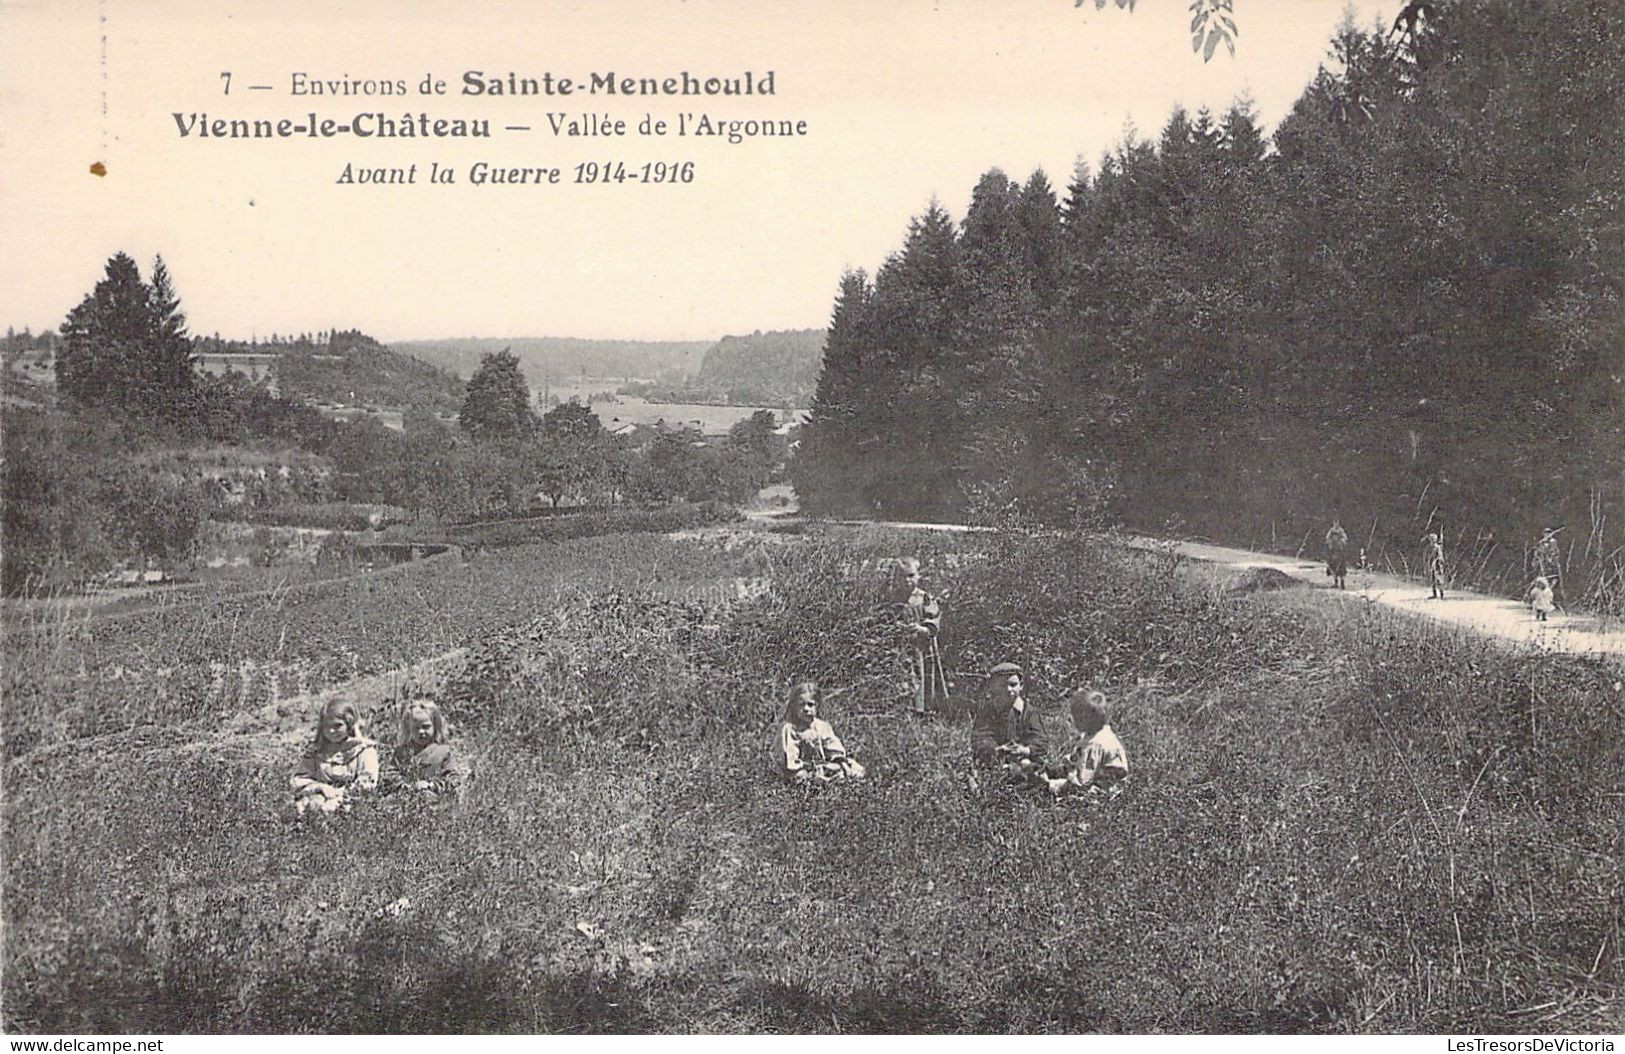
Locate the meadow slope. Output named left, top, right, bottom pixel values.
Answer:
left=3, top=525, right=1621, bottom=1033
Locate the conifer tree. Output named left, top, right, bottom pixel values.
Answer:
left=794, top=269, right=873, bottom=514
left=147, top=255, right=196, bottom=401
left=57, top=253, right=155, bottom=410
left=1017, top=170, right=1065, bottom=318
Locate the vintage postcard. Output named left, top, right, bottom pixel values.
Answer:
left=2, top=0, right=1620, bottom=1040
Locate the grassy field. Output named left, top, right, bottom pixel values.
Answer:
left=2, top=525, right=1621, bottom=1033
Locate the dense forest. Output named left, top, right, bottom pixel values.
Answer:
left=792, top=1, right=1623, bottom=608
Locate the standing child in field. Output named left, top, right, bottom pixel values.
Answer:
left=891, top=557, right=948, bottom=712
left=385, top=699, right=468, bottom=796
left=1526, top=576, right=1555, bottom=622
left=290, top=698, right=379, bottom=814
left=1422, top=531, right=1447, bottom=600
left=774, top=682, right=866, bottom=784
left=1043, top=690, right=1129, bottom=796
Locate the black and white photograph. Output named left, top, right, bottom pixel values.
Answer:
left=1, top=0, right=1621, bottom=1038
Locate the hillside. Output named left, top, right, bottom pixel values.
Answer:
left=617, top=328, right=824, bottom=406
left=196, top=330, right=465, bottom=411
left=690, top=329, right=823, bottom=405
left=4, top=525, right=1619, bottom=1032
left=394, top=337, right=712, bottom=388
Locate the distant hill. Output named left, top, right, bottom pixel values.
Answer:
left=617, top=328, right=825, bottom=407
left=393, top=337, right=712, bottom=388
left=692, top=329, right=824, bottom=406
left=194, top=330, right=464, bottom=410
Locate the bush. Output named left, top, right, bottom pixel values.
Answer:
left=438, top=502, right=739, bottom=550
left=218, top=503, right=409, bottom=532
left=2, top=412, right=207, bottom=593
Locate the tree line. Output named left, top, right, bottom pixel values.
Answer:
left=4, top=287, right=788, bottom=591
left=792, top=0, right=1623, bottom=604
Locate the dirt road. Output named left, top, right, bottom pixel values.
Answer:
left=758, top=506, right=1625, bottom=658
left=1124, top=535, right=1625, bottom=658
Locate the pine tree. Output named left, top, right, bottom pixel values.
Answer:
left=57, top=253, right=152, bottom=409
left=793, top=269, right=873, bottom=514
left=959, top=169, right=1035, bottom=346
left=1017, top=170, right=1065, bottom=319
left=147, top=255, right=196, bottom=403
left=1219, top=97, right=1267, bottom=166
left=868, top=201, right=965, bottom=515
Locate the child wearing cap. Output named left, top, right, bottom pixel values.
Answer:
left=774, top=681, right=866, bottom=784
left=1043, top=690, right=1129, bottom=796
left=970, top=662, right=1046, bottom=769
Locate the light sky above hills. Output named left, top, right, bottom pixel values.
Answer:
left=2, top=0, right=1385, bottom=343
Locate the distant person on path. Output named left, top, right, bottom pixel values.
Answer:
left=1041, top=690, right=1129, bottom=797
left=1533, top=527, right=1563, bottom=605
left=291, top=698, right=380, bottom=814
left=891, top=557, right=948, bottom=712
left=1325, top=519, right=1350, bottom=589
left=1423, top=531, right=1447, bottom=600
left=1527, top=576, right=1555, bottom=622
left=773, top=682, right=865, bottom=784
left=383, top=699, right=467, bottom=797
left=970, top=662, right=1046, bottom=772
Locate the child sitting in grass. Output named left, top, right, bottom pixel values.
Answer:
left=1527, top=575, right=1555, bottom=622
left=970, top=661, right=1046, bottom=772
left=1042, top=690, right=1129, bottom=796
left=774, top=681, right=866, bottom=784
left=290, top=698, right=379, bottom=814
left=384, top=699, right=467, bottom=796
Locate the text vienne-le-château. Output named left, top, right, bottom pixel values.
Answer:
left=172, top=68, right=806, bottom=148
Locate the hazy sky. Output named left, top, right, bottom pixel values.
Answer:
left=2, top=0, right=1385, bottom=342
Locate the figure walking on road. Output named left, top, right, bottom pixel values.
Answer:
left=1423, top=531, right=1446, bottom=600
left=1533, top=527, right=1563, bottom=607
left=1527, top=576, right=1555, bottom=622
left=1325, top=519, right=1349, bottom=589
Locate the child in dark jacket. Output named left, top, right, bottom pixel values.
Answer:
left=385, top=699, right=467, bottom=796
left=970, top=662, right=1048, bottom=770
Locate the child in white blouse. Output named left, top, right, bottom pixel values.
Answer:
left=290, top=698, right=379, bottom=814
left=774, top=682, right=866, bottom=784
left=1043, top=690, right=1128, bottom=796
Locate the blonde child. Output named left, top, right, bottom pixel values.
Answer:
left=1043, top=690, right=1129, bottom=796
left=385, top=699, right=467, bottom=795
left=774, top=682, right=866, bottom=784
left=1526, top=575, right=1555, bottom=622
left=290, top=698, right=379, bottom=814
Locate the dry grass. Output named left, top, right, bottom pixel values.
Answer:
left=3, top=527, right=1621, bottom=1033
